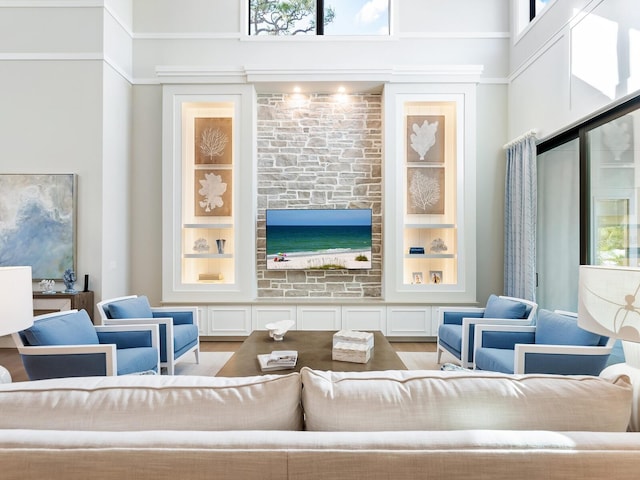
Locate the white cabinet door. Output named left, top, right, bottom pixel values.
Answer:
left=208, top=305, right=252, bottom=336
left=252, top=305, right=297, bottom=330
left=386, top=305, right=432, bottom=337
left=296, top=305, right=341, bottom=330
left=342, top=305, right=387, bottom=333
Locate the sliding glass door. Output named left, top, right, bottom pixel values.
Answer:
left=588, top=109, right=640, bottom=267
left=536, top=139, right=580, bottom=312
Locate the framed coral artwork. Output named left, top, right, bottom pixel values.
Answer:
left=0, top=174, right=77, bottom=280
left=406, top=115, right=444, bottom=163
left=194, top=117, right=232, bottom=165
left=406, top=166, right=444, bottom=214
left=195, top=169, right=232, bottom=216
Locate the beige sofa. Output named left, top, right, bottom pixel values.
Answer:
left=1, top=368, right=640, bottom=480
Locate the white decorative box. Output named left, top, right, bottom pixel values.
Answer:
left=332, top=342, right=373, bottom=364
left=333, top=330, right=374, bottom=349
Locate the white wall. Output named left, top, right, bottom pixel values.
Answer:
left=0, top=2, right=135, bottom=310
left=1, top=0, right=511, bottom=309
left=509, top=0, right=640, bottom=139
left=130, top=0, right=510, bottom=305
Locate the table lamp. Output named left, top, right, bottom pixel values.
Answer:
left=0, top=266, right=34, bottom=383
left=578, top=265, right=640, bottom=431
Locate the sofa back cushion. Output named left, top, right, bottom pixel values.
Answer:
left=106, top=295, right=153, bottom=319
left=484, top=294, right=528, bottom=319
left=0, top=373, right=303, bottom=431
left=535, top=309, right=602, bottom=346
left=22, top=310, right=99, bottom=346
left=300, top=368, right=632, bottom=432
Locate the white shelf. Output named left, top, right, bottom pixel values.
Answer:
left=183, top=223, right=233, bottom=229
left=405, top=223, right=456, bottom=229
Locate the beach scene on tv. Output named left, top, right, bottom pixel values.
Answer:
left=266, top=209, right=372, bottom=270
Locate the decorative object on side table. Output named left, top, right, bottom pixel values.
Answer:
left=63, top=268, right=77, bottom=293
left=0, top=266, right=34, bottom=383
left=265, top=320, right=295, bottom=341
left=332, top=330, right=374, bottom=364
left=578, top=265, right=640, bottom=431
left=39, top=279, right=55, bottom=294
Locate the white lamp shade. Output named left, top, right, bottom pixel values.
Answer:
left=578, top=265, right=640, bottom=342
left=0, top=266, right=34, bottom=336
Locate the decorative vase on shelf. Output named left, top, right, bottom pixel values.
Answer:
left=216, top=239, right=226, bottom=254
left=63, top=268, right=77, bottom=293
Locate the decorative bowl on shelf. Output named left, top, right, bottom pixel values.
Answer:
left=265, top=320, right=295, bottom=341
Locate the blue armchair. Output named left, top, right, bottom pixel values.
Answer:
left=13, top=309, right=160, bottom=380
left=97, top=295, right=200, bottom=375
left=473, top=309, right=614, bottom=375
left=437, top=295, right=538, bottom=368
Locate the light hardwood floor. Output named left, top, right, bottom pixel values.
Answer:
left=0, top=339, right=436, bottom=382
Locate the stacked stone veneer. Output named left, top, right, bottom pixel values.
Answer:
left=256, top=93, right=382, bottom=298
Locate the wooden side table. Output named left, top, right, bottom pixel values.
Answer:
left=32, top=291, right=95, bottom=323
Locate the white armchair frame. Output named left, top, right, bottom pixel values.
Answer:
left=97, top=296, right=200, bottom=375
left=437, top=296, right=538, bottom=368
left=13, top=310, right=160, bottom=376
left=473, top=319, right=615, bottom=374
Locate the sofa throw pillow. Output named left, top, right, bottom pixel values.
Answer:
left=483, top=294, right=528, bottom=319
left=23, top=310, right=99, bottom=346
left=300, top=367, right=632, bottom=432
left=107, top=296, right=153, bottom=319
left=535, top=309, right=602, bottom=346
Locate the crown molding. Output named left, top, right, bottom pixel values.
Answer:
left=154, top=64, right=485, bottom=88
left=0, top=1, right=102, bottom=7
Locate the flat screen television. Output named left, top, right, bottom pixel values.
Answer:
left=266, top=208, right=372, bottom=270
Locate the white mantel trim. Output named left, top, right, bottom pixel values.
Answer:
left=154, top=65, right=485, bottom=85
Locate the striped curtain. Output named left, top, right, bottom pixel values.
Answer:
left=504, top=134, right=537, bottom=301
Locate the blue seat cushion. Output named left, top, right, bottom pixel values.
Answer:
left=474, top=347, right=515, bottom=374
left=483, top=294, right=528, bottom=319
left=116, top=347, right=159, bottom=375
left=107, top=296, right=153, bottom=319
left=535, top=309, right=601, bottom=346
left=22, top=310, right=99, bottom=346
left=438, top=323, right=462, bottom=357
left=173, top=323, right=199, bottom=355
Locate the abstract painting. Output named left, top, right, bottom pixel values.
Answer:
left=0, top=174, right=76, bottom=279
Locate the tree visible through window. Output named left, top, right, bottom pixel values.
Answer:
left=249, top=0, right=389, bottom=36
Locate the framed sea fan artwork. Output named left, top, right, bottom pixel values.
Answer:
left=194, top=117, right=232, bottom=165
left=406, top=115, right=444, bottom=163
left=0, top=174, right=77, bottom=280
left=406, top=167, right=444, bottom=214
left=194, top=169, right=232, bottom=216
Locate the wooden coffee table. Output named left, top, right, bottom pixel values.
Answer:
left=216, top=330, right=407, bottom=377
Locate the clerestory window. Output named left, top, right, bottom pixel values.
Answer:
left=249, top=0, right=390, bottom=36
left=529, top=0, right=552, bottom=22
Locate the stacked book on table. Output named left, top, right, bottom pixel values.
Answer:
left=258, top=350, right=298, bottom=372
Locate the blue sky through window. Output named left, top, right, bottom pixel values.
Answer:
left=324, top=0, right=389, bottom=35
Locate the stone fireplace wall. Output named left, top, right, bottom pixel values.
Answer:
left=256, top=93, right=383, bottom=298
